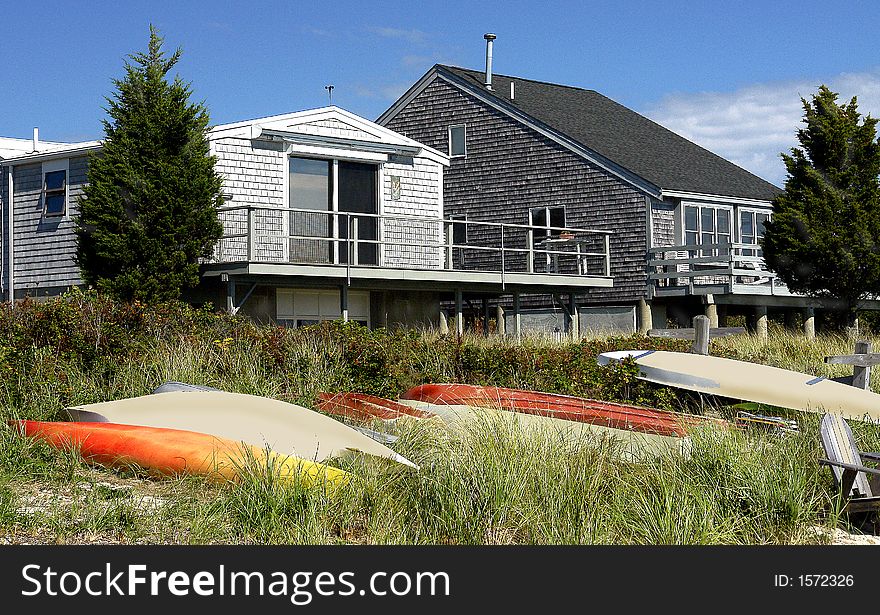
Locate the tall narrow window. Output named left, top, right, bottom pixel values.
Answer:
left=288, top=157, right=331, bottom=263
left=337, top=160, right=378, bottom=266
left=740, top=210, right=770, bottom=257
left=42, top=160, right=69, bottom=217
left=448, top=124, right=466, bottom=158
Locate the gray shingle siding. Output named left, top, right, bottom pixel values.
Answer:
left=9, top=157, right=85, bottom=296
left=385, top=77, right=647, bottom=304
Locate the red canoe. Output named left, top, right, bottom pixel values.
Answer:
left=316, top=392, right=436, bottom=423
left=12, top=420, right=350, bottom=489
left=400, top=383, right=724, bottom=438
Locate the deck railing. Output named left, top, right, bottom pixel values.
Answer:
left=648, top=242, right=788, bottom=294
left=212, top=205, right=613, bottom=280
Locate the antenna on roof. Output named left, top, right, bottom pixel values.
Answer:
left=325, top=84, right=334, bottom=105
left=483, top=33, right=496, bottom=90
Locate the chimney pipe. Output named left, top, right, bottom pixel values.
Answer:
left=483, top=33, right=496, bottom=90
left=32, top=127, right=39, bottom=152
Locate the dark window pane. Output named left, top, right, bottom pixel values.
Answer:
left=685, top=231, right=699, bottom=246
left=530, top=208, right=547, bottom=227
left=45, top=193, right=65, bottom=215
left=684, top=206, right=698, bottom=231
left=338, top=161, right=378, bottom=265
left=45, top=170, right=65, bottom=191
left=549, top=207, right=565, bottom=230
left=756, top=213, right=769, bottom=238
left=741, top=211, right=753, bottom=236
left=449, top=125, right=466, bottom=156
left=717, top=209, right=730, bottom=234
left=701, top=208, right=714, bottom=233
left=451, top=216, right=467, bottom=245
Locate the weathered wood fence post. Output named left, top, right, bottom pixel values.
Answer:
left=824, top=340, right=877, bottom=390
left=692, top=315, right=710, bottom=355
left=646, top=315, right=745, bottom=356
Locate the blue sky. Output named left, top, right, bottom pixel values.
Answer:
left=3, top=1, right=880, bottom=186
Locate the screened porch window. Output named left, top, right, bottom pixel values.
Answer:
left=740, top=210, right=770, bottom=257
left=683, top=204, right=731, bottom=256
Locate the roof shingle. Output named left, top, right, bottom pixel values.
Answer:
left=441, top=65, right=782, bottom=201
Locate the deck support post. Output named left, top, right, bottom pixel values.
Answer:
left=755, top=305, right=768, bottom=339
left=569, top=293, right=579, bottom=339
left=638, top=298, right=652, bottom=334
left=513, top=291, right=522, bottom=340
left=340, top=285, right=349, bottom=323
left=496, top=304, right=506, bottom=337
left=804, top=307, right=816, bottom=340
left=225, top=275, right=235, bottom=315
left=704, top=294, right=718, bottom=328
left=439, top=310, right=449, bottom=335
left=455, top=289, right=464, bottom=337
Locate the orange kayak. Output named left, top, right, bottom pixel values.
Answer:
left=13, top=420, right=350, bottom=491
left=316, top=392, right=436, bottom=423
left=401, top=383, right=724, bottom=438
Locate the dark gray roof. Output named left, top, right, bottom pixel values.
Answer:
left=440, top=65, right=782, bottom=201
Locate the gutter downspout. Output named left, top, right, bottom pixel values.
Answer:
left=6, top=165, right=13, bottom=303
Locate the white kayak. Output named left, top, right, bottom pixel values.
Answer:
left=597, top=350, right=880, bottom=422
left=66, top=390, right=417, bottom=468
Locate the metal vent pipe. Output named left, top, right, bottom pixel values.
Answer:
left=483, top=33, right=496, bottom=90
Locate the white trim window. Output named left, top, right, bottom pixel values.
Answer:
left=448, top=124, right=466, bottom=158
left=42, top=159, right=69, bottom=217
left=276, top=289, right=370, bottom=328
left=739, top=209, right=770, bottom=257
left=683, top=203, right=731, bottom=256
left=530, top=205, right=566, bottom=243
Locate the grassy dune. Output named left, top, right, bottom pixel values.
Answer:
left=0, top=293, right=878, bottom=545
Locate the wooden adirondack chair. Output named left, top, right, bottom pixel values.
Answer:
left=819, top=413, right=880, bottom=530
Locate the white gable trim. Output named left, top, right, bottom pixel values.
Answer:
left=210, top=106, right=449, bottom=167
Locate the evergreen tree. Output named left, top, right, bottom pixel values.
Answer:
left=762, top=85, right=880, bottom=319
left=75, top=26, right=224, bottom=302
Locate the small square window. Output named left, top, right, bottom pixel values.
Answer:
left=448, top=124, right=466, bottom=158
left=44, top=169, right=67, bottom=216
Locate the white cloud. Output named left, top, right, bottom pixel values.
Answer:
left=369, top=27, right=430, bottom=45
left=642, top=69, right=880, bottom=187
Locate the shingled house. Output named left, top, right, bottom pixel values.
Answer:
left=0, top=107, right=615, bottom=330
left=378, top=38, right=836, bottom=336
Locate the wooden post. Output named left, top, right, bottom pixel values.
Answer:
left=824, top=340, right=879, bottom=390
left=852, top=340, right=872, bottom=390
left=569, top=293, right=579, bottom=339
left=455, top=289, right=464, bottom=337
left=513, top=291, right=521, bottom=340
left=755, top=305, right=768, bottom=339
left=804, top=307, right=815, bottom=340
left=706, top=295, right=718, bottom=329
left=638, top=298, right=652, bottom=335
left=340, top=285, right=349, bottom=323
left=496, top=304, right=505, bottom=337
left=691, top=315, right=710, bottom=355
